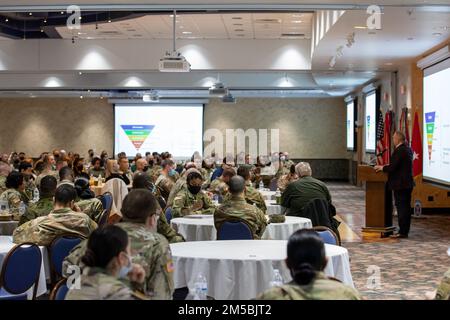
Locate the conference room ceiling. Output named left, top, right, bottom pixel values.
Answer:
left=55, top=12, right=313, bottom=40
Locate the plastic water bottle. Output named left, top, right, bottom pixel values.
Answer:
left=193, top=274, right=208, bottom=300
left=275, top=188, right=282, bottom=205
left=414, top=200, right=422, bottom=217
left=212, top=194, right=219, bottom=205
left=270, top=269, right=283, bottom=287
left=33, top=188, right=40, bottom=203
left=259, top=180, right=264, bottom=190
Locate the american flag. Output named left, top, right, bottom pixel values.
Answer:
left=376, top=109, right=386, bottom=165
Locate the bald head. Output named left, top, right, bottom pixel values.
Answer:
left=228, top=175, right=245, bottom=195
left=136, top=158, right=148, bottom=171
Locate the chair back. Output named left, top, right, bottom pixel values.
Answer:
left=0, top=243, right=42, bottom=299
left=98, top=192, right=113, bottom=216
left=217, top=220, right=253, bottom=240
left=269, top=178, right=278, bottom=191
left=48, top=234, right=83, bottom=284
left=97, top=209, right=109, bottom=228
left=311, top=226, right=341, bottom=246
left=165, top=207, right=173, bottom=224
left=50, top=278, right=69, bottom=300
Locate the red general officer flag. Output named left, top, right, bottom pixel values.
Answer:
left=411, top=112, right=423, bottom=177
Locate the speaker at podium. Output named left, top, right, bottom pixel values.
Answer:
left=358, top=165, right=396, bottom=237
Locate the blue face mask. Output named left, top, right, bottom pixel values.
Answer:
left=118, top=254, right=132, bottom=279
left=169, top=169, right=177, bottom=177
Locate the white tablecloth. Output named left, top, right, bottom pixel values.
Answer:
left=259, top=190, right=276, bottom=200
left=171, top=240, right=354, bottom=300
left=264, top=200, right=286, bottom=215
left=261, top=216, right=312, bottom=240
left=0, top=221, right=18, bottom=236
left=0, top=236, right=49, bottom=299
left=171, top=216, right=312, bottom=241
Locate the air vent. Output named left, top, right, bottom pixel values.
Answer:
left=254, top=19, right=281, bottom=24
left=232, top=17, right=243, bottom=20
left=281, top=33, right=305, bottom=37
left=126, top=29, right=137, bottom=32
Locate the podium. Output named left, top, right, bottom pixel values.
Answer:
left=358, top=165, right=396, bottom=237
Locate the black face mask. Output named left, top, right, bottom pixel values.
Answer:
left=148, top=160, right=154, bottom=166
left=143, top=165, right=149, bottom=172
left=188, top=185, right=201, bottom=195
left=89, top=152, right=94, bottom=158
left=19, top=156, right=25, bottom=161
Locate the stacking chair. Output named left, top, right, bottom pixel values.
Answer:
left=48, top=234, right=83, bottom=286
left=165, top=207, right=173, bottom=224
left=0, top=243, right=42, bottom=300
left=311, top=226, right=341, bottom=246
left=50, top=278, right=69, bottom=300
left=217, top=220, right=253, bottom=240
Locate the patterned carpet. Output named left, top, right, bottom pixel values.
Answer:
left=327, top=182, right=450, bottom=300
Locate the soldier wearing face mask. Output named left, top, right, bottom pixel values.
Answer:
left=64, top=189, right=174, bottom=300
left=18, top=161, right=36, bottom=203
left=155, top=159, right=177, bottom=202
left=172, top=171, right=215, bottom=217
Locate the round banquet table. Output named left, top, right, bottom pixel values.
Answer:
left=259, top=190, right=276, bottom=200
left=264, top=200, right=285, bottom=215
left=0, top=221, right=19, bottom=236
left=0, top=236, right=50, bottom=299
left=171, top=240, right=354, bottom=300
left=171, top=216, right=312, bottom=241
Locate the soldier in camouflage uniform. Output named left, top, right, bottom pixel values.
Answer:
left=132, top=172, right=184, bottom=243
left=18, top=162, right=36, bottom=204
left=214, top=176, right=267, bottom=239
left=166, top=167, right=200, bottom=208
left=13, top=184, right=97, bottom=246
left=208, top=167, right=236, bottom=200
left=155, top=159, right=177, bottom=202
left=435, top=268, right=450, bottom=300
left=0, top=172, right=27, bottom=216
left=19, top=175, right=57, bottom=226
left=74, top=177, right=104, bottom=223
left=257, top=229, right=361, bottom=300
left=172, top=171, right=216, bottom=217
left=229, top=166, right=267, bottom=213
left=0, top=154, right=11, bottom=194
left=64, top=190, right=174, bottom=300
left=65, top=225, right=146, bottom=300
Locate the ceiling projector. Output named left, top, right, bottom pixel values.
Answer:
left=159, top=51, right=191, bottom=72
left=209, top=82, right=229, bottom=96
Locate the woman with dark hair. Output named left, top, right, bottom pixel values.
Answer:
left=0, top=171, right=26, bottom=215
left=88, top=157, right=105, bottom=178
left=277, top=164, right=299, bottom=192
left=65, top=225, right=145, bottom=300
left=258, top=229, right=361, bottom=300
left=72, top=157, right=86, bottom=178
left=74, top=177, right=103, bottom=222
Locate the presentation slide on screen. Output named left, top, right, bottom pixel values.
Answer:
left=114, top=105, right=204, bottom=159
left=365, top=92, right=376, bottom=152
left=346, top=101, right=355, bottom=150
left=423, top=59, right=450, bottom=185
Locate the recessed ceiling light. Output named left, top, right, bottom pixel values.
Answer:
left=108, top=19, right=112, bottom=23
left=80, top=95, right=83, bottom=99
left=60, top=11, right=64, bottom=14
left=40, top=29, right=44, bottom=33
left=78, top=71, right=83, bottom=75
left=78, top=16, right=82, bottom=20
left=291, top=20, right=302, bottom=23
left=5, top=18, right=8, bottom=22
left=182, top=31, right=192, bottom=34
left=29, top=13, right=32, bottom=16
left=354, top=26, right=367, bottom=29
left=43, top=19, right=47, bottom=23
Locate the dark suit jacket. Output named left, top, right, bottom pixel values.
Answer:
left=382, top=143, right=414, bottom=190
